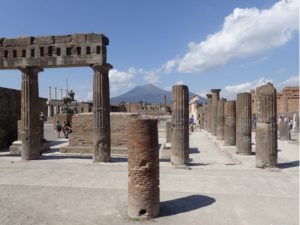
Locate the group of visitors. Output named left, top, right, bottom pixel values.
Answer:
left=55, top=120, right=72, bottom=139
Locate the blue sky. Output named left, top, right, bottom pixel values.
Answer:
left=0, top=0, right=298, bottom=100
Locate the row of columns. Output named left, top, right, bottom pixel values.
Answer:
left=200, top=83, right=277, bottom=168
left=20, top=64, right=112, bottom=162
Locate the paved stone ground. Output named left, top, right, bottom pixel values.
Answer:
left=0, top=125, right=298, bottom=225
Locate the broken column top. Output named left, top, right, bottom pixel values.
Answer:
left=206, top=94, right=212, bottom=98
left=211, top=89, right=221, bottom=93
left=0, top=33, right=109, bottom=69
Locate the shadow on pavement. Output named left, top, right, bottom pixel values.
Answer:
left=189, top=148, right=200, bottom=154
left=40, top=155, right=92, bottom=160
left=160, top=195, right=215, bottom=217
left=278, top=160, right=299, bottom=169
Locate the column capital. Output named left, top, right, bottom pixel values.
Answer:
left=211, top=89, right=221, bottom=93
left=91, top=63, right=113, bottom=73
left=19, top=66, right=44, bottom=74
left=206, top=94, right=212, bottom=98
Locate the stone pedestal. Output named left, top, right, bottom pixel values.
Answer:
left=236, top=93, right=252, bottom=155
left=211, top=89, right=221, bottom=136
left=171, top=85, right=189, bottom=166
left=92, top=64, right=112, bottom=162
left=20, top=67, right=43, bottom=160
left=224, top=101, right=236, bottom=146
left=216, top=98, right=226, bottom=140
left=127, top=119, right=159, bottom=219
left=255, top=83, right=277, bottom=168
left=206, top=94, right=212, bottom=132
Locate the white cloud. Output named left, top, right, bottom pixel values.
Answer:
left=196, top=90, right=209, bottom=98
left=177, top=0, right=298, bottom=73
left=109, top=68, right=136, bottom=96
left=240, top=56, right=269, bottom=68
left=162, top=58, right=180, bottom=74
left=277, top=75, right=299, bottom=89
left=222, top=77, right=272, bottom=100
left=175, top=80, right=185, bottom=85
left=140, top=69, right=160, bottom=85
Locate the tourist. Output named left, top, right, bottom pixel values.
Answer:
left=56, top=121, right=62, bottom=138
left=63, top=121, right=72, bottom=139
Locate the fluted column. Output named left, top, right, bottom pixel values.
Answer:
left=92, top=63, right=113, bottom=162
left=211, top=89, right=221, bottom=135
left=216, top=98, right=226, bottom=140
left=20, top=67, right=43, bottom=160
left=171, top=85, right=189, bottom=166
left=224, top=101, right=236, bottom=146
left=255, top=83, right=277, bottom=168
left=206, top=94, right=212, bottom=132
left=236, top=93, right=252, bottom=154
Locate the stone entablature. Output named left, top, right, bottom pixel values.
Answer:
left=0, top=33, right=108, bottom=69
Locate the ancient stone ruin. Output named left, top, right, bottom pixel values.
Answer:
left=171, top=85, right=189, bottom=166
left=236, top=93, right=252, bottom=155
left=0, top=33, right=112, bottom=161
left=255, top=83, right=277, bottom=168
left=206, top=94, right=212, bottom=133
left=127, top=118, right=160, bottom=219
left=210, top=89, right=221, bottom=136
left=224, top=101, right=236, bottom=146
left=216, top=98, right=226, bottom=140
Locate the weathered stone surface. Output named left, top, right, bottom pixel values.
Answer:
left=255, top=83, right=277, bottom=168
left=171, top=85, right=189, bottom=166
left=0, top=33, right=108, bottom=69
left=236, top=93, right=252, bottom=154
left=3, top=37, right=33, bottom=46
left=211, top=89, right=221, bottom=135
left=33, top=36, right=54, bottom=45
left=216, top=98, right=226, bottom=140
left=206, top=94, right=212, bottom=132
left=224, top=101, right=236, bottom=146
left=204, top=104, right=208, bottom=130
left=166, top=120, right=172, bottom=143
left=200, top=105, right=205, bottom=129
left=127, top=119, right=159, bottom=219
left=279, top=120, right=289, bottom=140
left=20, top=67, right=43, bottom=160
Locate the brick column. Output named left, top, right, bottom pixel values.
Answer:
left=224, top=101, right=236, bottom=146
left=216, top=98, right=226, bottom=140
left=236, top=93, right=252, bottom=154
left=127, top=119, right=159, bottom=219
left=206, top=94, right=212, bottom=132
left=92, top=64, right=113, bottom=162
left=171, top=85, right=189, bottom=166
left=255, top=83, right=277, bottom=168
left=211, top=89, right=221, bottom=136
left=20, top=67, right=43, bottom=160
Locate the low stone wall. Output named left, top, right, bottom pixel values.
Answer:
left=61, top=112, right=140, bottom=154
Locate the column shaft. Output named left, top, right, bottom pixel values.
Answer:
left=171, top=85, right=189, bottom=166
left=255, top=83, right=277, bottom=168
left=211, top=89, right=221, bottom=135
left=224, top=101, right=236, bottom=146
left=236, top=93, right=252, bottom=154
left=92, top=64, right=112, bottom=162
left=216, top=98, right=226, bottom=140
left=206, top=94, right=212, bottom=132
left=20, top=67, right=43, bottom=160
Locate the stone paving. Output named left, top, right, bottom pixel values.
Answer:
left=0, top=127, right=298, bottom=225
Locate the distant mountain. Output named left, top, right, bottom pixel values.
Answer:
left=110, top=84, right=206, bottom=104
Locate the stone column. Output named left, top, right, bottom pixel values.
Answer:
left=200, top=105, right=204, bottom=130
left=127, top=119, right=159, bottom=219
left=216, top=98, right=226, bottom=140
left=206, top=94, right=212, bottom=132
left=171, top=85, right=189, bottom=166
left=211, top=89, right=221, bottom=136
left=60, top=88, right=63, bottom=100
left=204, top=104, right=208, bottom=130
left=279, top=120, right=289, bottom=140
left=53, top=105, right=57, bottom=115
left=20, top=67, right=43, bottom=160
left=255, top=83, right=277, bottom=168
left=224, top=101, right=236, bottom=146
left=54, top=87, right=57, bottom=100
left=92, top=64, right=113, bottom=162
left=48, top=86, right=52, bottom=100
left=236, top=93, right=252, bottom=154
left=166, top=120, right=172, bottom=143
left=47, top=104, right=51, bottom=118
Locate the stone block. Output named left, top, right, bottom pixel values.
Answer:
left=54, top=35, right=72, bottom=43
left=33, top=36, right=54, bottom=45
left=3, top=37, right=33, bottom=46
left=71, top=34, right=87, bottom=43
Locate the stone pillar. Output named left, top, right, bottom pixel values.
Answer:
left=48, top=86, right=52, bottom=100
left=224, top=101, right=236, bottom=146
left=204, top=104, right=208, bottom=130
left=54, top=87, right=57, bottom=100
left=171, top=85, right=189, bottom=166
left=53, top=105, right=57, bottom=115
left=127, top=119, right=159, bottom=219
left=255, top=83, right=277, bottom=168
left=92, top=64, right=113, bottom=162
left=216, top=98, right=226, bottom=140
left=166, top=120, right=172, bottom=143
left=200, top=105, right=204, bottom=129
left=20, top=67, right=43, bottom=160
left=236, top=93, right=252, bottom=154
left=206, top=94, right=212, bottom=132
left=47, top=105, right=51, bottom=117
left=211, top=89, right=221, bottom=135
left=60, top=88, right=63, bottom=100
left=279, top=120, right=289, bottom=140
